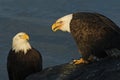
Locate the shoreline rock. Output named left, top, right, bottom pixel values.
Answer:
left=25, top=57, right=120, bottom=80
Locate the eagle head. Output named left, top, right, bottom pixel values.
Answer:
left=12, top=32, right=31, bottom=54
left=52, top=14, right=73, bottom=32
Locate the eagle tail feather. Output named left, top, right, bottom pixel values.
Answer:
left=106, top=48, right=120, bottom=57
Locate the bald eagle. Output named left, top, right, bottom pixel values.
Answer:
left=52, top=12, right=120, bottom=64
left=7, top=32, right=42, bottom=80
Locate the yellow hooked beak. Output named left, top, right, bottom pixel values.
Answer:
left=52, top=21, right=63, bottom=32
left=21, top=33, right=29, bottom=40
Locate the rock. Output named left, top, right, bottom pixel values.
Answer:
left=25, top=57, right=120, bottom=80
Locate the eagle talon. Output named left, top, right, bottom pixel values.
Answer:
left=73, top=58, right=88, bottom=64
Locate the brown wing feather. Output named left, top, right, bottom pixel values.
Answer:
left=70, top=12, right=120, bottom=60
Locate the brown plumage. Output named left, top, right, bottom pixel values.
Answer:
left=71, top=12, right=120, bottom=59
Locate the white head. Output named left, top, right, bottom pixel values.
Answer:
left=52, top=14, right=73, bottom=33
left=12, top=32, right=31, bottom=54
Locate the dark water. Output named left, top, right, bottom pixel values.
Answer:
left=0, top=0, right=120, bottom=80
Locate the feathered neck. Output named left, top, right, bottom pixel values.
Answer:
left=58, top=14, right=73, bottom=32
left=12, top=39, right=31, bottom=54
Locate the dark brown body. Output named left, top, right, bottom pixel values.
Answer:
left=7, top=48, right=42, bottom=80
left=70, top=12, right=120, bottom=60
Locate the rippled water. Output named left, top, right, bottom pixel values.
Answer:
left=0, top=0, right=120, bottom=80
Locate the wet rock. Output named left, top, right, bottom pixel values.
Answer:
left=25, top=57, right=120, bottom=80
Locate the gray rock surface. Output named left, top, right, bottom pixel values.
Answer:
left=25, top=57, right=120, bottom=80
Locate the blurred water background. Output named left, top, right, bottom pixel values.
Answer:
left=0, top=0, right=120, bottom=80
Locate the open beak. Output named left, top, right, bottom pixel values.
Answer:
left=52, top=21, right=63, bottom=32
